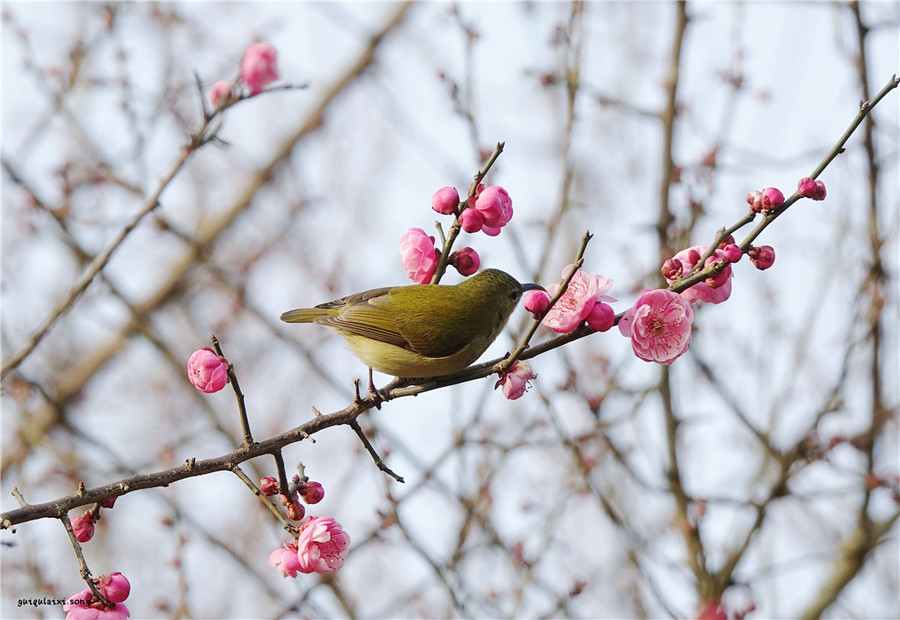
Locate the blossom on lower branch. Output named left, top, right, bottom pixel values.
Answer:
left=64, top=573, right=131, bottom=620
left=619, top=288, right=694, bottom=365
left=495, top=360, right=536, bottom=400
left=270, top=515, right=351, bottom=577
left=664, top=245, right=733, bottom=305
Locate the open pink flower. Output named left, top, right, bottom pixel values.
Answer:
left=618, top=289, right=693, bottom=365
left=269, top=542, right=302, bottom=578
left=665, top=245, right=732, bottom=305
left=541, top=264, right=615, bottom=333
left=473, top=185, right=513, bottom=235
left=64, top=589, right=130, bottom=620
left=241, top=42, right=279, bottom=95
left=399, top=227, right=440, bottom=284
left=495, top=360, right=536, bottom=400
left=295, top=516, right=351, bottom=574
left=187, top=348, right=229, bottom=393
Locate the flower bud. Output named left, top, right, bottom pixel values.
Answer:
left=72, top=511, right=95, bottom=543
left=661, top=258, right=683, bottom=280
left=187, top=348, right=229, bottom=393
left=702, top=257, right=730, bottom=289
left=586, top=302, right=615, bottom=332
left=98, top=572, right=131, bottom=604
left=259, top=476, right=278, bottom=496
left=746, top=190, right=763, bottom=212
left=760, top=187, right=784, bottom=212
left=748, top=245, right=776, bottom=270
left=812, top=179, right=826, bottom=201
left=716, top=234, right=735, bottom=250
left=431, top=186, right=460, bottom=215
left=449, top=247, right=480, bottom=276
left=208, top=80, right=232, bottom=106
left=100, top=496, right=117, bottom=509
left=721, top=243, right=742, bottom=263
left=459, top=207, right=484, bottom=233
left=300, top=480, right=325, bottom=504
left=686, top=249, right=702, bottom=267
left=280, top=493, right=305, bottom=520
left=524, top=290, right=551, bottom=316
left=797, top=177, right=817, bottom=198
left=240, top=42, right=279, bottom=95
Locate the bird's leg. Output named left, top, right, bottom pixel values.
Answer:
left=368, top=367, right=384, bottom=410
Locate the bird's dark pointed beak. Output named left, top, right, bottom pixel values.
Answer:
left=521, top=283, right=546, bottom=292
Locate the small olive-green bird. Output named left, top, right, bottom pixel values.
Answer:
left=280, top=269, right=543, bottom=378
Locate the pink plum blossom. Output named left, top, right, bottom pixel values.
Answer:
left=618, top=288, right=694, bottom=365
left=208, top=80, right=232, bottom=106
left=399, top=227, right=440, bottom=284
left=240, top=42, right=279, bottom=95
left=665, top=245, right=732, bottom=305
left=473, top=185, right=513, bottom=235
left=449, top=247, right=480, bottom=276
left=269, top=542, right=302, bottom=578
left=301, top=480, right=325, bottom=504
left=64, top=590, right=130, bottom=620
left=187, top=348, right=229, bottom=393
left=431, top=186, right=460, bottom=215
left=296, top=516, right=351, bottom=574
left=541, top=264, right=615, bottom=334
left=495, top=360, right=536, bottom=400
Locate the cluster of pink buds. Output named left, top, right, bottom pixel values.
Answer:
left=64, top=573, right=131, bottom=620
left=746, top=187, right=784, bottom=214
left=261, top=474, right=326, bottom=522
left=797, top=176, right=827, bottom=200
left=208, top=42, right=280, bottom=106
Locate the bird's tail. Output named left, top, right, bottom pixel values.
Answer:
left=280, top=308, right=330, bottom=323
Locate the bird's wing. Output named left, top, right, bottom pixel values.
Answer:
left=314, top=287, right=412, bottom=350
left=391, top=288, right=482, bottom=358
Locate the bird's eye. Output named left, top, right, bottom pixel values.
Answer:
left=511, top=291, right=521, bottom=301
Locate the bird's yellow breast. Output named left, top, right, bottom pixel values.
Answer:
left=340, top=332, right=486, bottom=378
